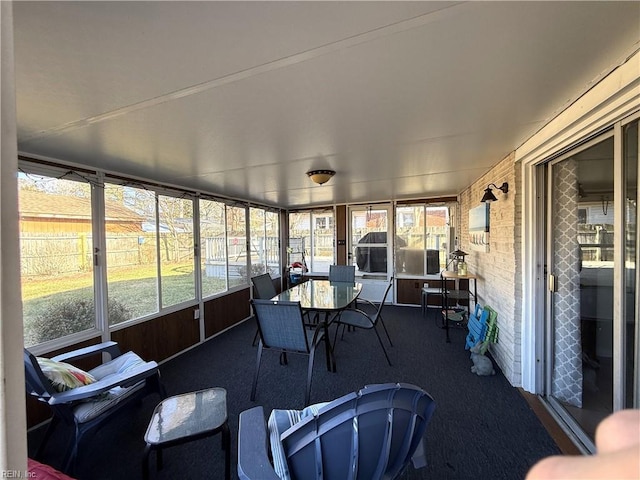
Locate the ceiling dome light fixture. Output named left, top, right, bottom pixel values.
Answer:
left=481, top=182, right=509, bottom=203
left=307, top=169, right=336, bottom=185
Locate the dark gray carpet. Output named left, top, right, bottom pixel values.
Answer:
left=29, top=305, right=561, bottom=479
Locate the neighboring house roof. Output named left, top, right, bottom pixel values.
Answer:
left=426, top=209, right=447, bottom=227
left=19, top=189, right=144, bottom=222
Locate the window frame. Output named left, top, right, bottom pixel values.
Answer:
left=19, top=159, right=283, bottom=351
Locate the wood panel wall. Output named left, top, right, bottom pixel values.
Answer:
left=204, top=287, right=251, bottom=338
left=396, top=278, right=427, bottom=305
left=111, top=306, right=200, bottom=362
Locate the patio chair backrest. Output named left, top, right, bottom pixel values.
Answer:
left=329, top=265, right=356, bottom=283
left=281, top=382, right=436, bottom=480
left=252, top=300, right=309, bottom=353
left=252, top=273, right=277, bottom=299
left=24, top=349, right=56, bottom=400
left=371, top=277, right=394, bottom=320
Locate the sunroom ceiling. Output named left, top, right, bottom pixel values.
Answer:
left=13, top=1, right=640, bottom=208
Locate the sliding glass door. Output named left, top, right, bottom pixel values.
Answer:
left=623, top=120, right=639, bottom=409
left=544, top=118, right=639, bottom=448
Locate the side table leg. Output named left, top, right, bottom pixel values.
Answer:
left=142, top=444, right=151, bottom=480
left=222, top=421, right=231, bottom=480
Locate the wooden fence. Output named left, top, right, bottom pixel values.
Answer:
left=20, top=233, right=280, bottom=278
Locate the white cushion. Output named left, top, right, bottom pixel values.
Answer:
left=73, top=382, right=144, bottom=423
left=72, top=351, right=148, bottom=423
left=88, top=351, right=145, bottom=380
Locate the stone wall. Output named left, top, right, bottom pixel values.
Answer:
left=458, top=152, right=521, bottom=385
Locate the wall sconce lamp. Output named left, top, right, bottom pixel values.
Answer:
left=307, top=169, right=336, bottom=185
left=481, top=182, right=509, bottom=203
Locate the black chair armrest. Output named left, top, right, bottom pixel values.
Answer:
left=357, top=298, right=376, bottom=308
left=51, top=341, right=122, bottom=363
left=49, top=361, right=159, bottom=404
left=238, top=406, right=280, bottom=480
left=337, top=308, right=375, bottom=326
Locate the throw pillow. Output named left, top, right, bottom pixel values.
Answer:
left=37, top=357, right=97, bottom=392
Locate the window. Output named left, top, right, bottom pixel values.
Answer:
left=19, top=172, right=97, bottom=347
left=288, top=210, right=334, bottom=272
left=158, top=194, right=195, bottom=306
left=20, top=161, right=280, bottom=347
left=395, top=204, right=450, bottom=276
left=249, top=208, right=281, bottom=278
left=315, top=216, right=333, bottom=230
left=265, top=211, right=280, bottom=276
left=105, top=185, right=195, bottom=325
left=288, top=212, right=310, bottom=270
left=200, top=199, right=227, bottom=297
left=227, top=205, right=248, bottom=288
left=105, top=183, right=159, bottom=324
left=312, top=212, right=334, bottom=271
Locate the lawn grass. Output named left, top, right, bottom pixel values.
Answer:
left=22, top=262, right=229, bottom=346
left=21, top=263, right=199, bottom=301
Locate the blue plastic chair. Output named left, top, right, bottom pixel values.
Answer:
left=466, top=305, right=498, bottom=353
left=465, top=304, right=489, bottom=350
left=238, top=382, right=436, bottom=480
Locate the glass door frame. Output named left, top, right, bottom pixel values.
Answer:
left=542, top=113, right=640, bottom=451
left=347, top=204, right=393, bottom=281
left=543, top=130, right=614, bottom=451
left=624, top=117, right=640, bottom=409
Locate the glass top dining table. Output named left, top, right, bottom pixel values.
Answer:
left=271, top=279, right=362, bottom=373
left=271, top=279, right=362, bottom=312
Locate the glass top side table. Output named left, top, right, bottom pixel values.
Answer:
left=143, top=387, right=230, bottom=480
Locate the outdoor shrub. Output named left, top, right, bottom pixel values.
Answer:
left=237, top=263, right=274, bottom=279
left=28, top=297, right=131, bottom=345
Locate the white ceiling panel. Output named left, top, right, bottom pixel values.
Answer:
left=13, top=1, right=640, bottom=207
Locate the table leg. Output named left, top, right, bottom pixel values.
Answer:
left=441, top=276, right=451, bottom=343
left=323, top=314, right=336, bottom=373
left=157, top=448, right=163, bottom=470
left=142, top=444, right=151, bottom=480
